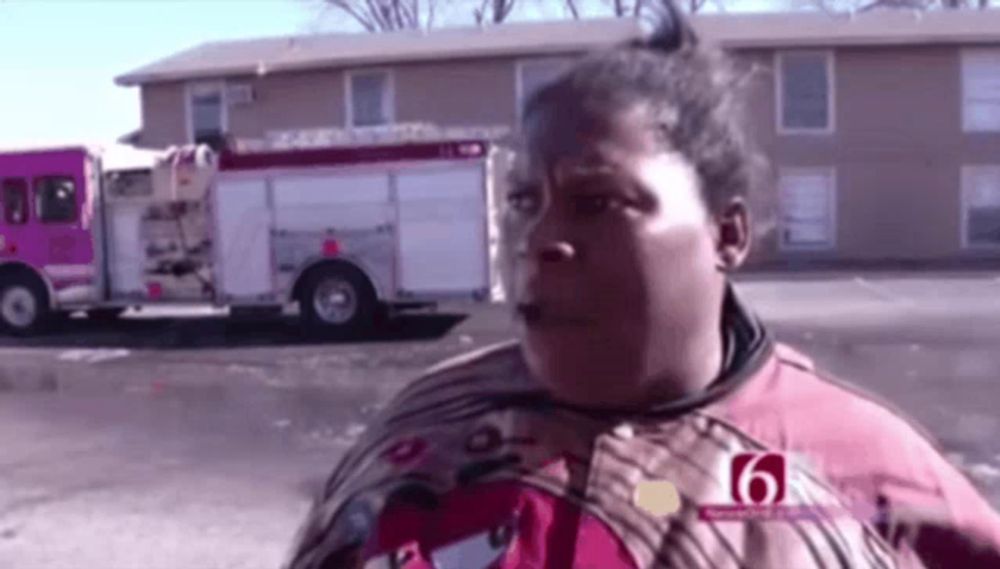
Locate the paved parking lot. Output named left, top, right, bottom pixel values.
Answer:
left=1, top=273, right=999, bottom=569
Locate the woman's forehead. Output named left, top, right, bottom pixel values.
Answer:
left=519, top=105, right=658, bottom=162
left=514, top=106, right=664, bottom=180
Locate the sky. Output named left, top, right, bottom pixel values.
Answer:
left=0, top=0, right=327, bottom=148
left=0, top=0, right=783, bottom=149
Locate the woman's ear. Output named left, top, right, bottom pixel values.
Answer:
left=714, top=198, right=751, bottom=272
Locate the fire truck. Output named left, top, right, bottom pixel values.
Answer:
left=0, top=126, right=505, bottom=336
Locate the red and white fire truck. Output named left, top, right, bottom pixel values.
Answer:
left=0, top=126, right=505, bottom=336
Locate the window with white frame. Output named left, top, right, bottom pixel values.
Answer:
left=516, top=58, right=572, bottom=117
left=778, top=52, right=833, bottom=133
left=188, top=82, right=226, bottom=148
left=348, top=70, right=393, bottom=127
left=778, top=169, right=836, bottom=250
left=962, top=50, right=1000, bottom=132
left=962, top=166, right=1000, bottom=248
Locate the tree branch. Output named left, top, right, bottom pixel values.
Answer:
left=801, top=0, right=986, bottom=11
left=328, top=0, right=378, bottom=31
left=427, top=0, right=437, bottom=28
left=395, top=0, right=416, bottom=29
left=388, top=0, right=404, bottom=29
left=473, top=0, right=488, bottom=24
left=363, top=0, right=392, bottom=30
left=565, top=0, right=581, bottom=19
left=494, top=0, right=516, bottom=22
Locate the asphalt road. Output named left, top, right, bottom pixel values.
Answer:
left=1, top=273, right=999, bottom=569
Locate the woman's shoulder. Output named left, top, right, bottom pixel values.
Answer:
left=381, top=340, right=530, bottom=415
left=420, top=340, right=524, bottom=379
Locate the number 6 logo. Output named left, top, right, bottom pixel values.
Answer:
left=730, top=452, right=786, bottom=505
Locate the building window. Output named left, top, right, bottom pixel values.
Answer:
left=347, top=70, right=393, bottom=127
left=778, top=168, right=836, bottom=250
left=516, top=57, right=572, bottom=118
left=2, top=179, right=28, bottom=225
left=962, top=166, right=1000, bottom=248
left=962, top=49, right=1000, bottom=132
left=777, top=52, right=834, bottom=134
left=34, top=176, right=77, bottom=224
left=188, top=82, right=227, bottom=149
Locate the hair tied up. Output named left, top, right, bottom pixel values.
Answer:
left=632, top=0, right=700, bottom=54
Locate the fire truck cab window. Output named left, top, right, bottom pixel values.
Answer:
left=35, top=176, right=77, bottom=223
left=2, top=179, right=28, bottom=225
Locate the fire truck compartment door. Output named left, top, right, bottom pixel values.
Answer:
left=271, top=172, right=392, bottom=232
left=395, top=165, right=488, bottom=296
left=215, top=178, right=272, bottom=301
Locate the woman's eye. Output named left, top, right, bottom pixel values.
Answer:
left=506, top=191, right=541, bottom=215
left=572, top=195, right=623, bottom=216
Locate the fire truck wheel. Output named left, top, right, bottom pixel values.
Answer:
left=299, top=264, right=376, bottom=336
left=0, top=275, right=51, bottom=336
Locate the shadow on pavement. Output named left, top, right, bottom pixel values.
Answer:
left=0, top=313, right=468, bottom=350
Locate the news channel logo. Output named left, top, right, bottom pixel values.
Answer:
left=699, top=451, right=824, bottom=522
left=697, top=451, right=890, bottom=523
left=730, top=452, right=787, bottom=505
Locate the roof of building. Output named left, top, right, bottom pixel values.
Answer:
left=697, top=8, right=1000, bottom=49
left=115, top=18, right=641, bottom=86
left=116, top=9, right=1000, bottom=86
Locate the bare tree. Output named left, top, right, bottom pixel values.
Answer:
left=321, top=0, right=440, bottom=31
left=563, top=0, right=714, bottom=20
left=663, top=0, right=712, bottom=14
left=321, top=0, right=995, bottom=33
left=605, top=0, right=639, bottom=16
left=322, top=0, right=520, bottom=31
left=930, top=0, right=995, bottom=7
left=564, top=0, right=582, bottom=18
left=473, top=0, right=517, bottom=24
left=684, top=0, right=711, bottom=11
left=802, top=0, right=994, bottom=11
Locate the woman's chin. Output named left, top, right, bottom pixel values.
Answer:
left=520, top=343, right=643, bottom=409
left=546, top=379, right=644, bottom=410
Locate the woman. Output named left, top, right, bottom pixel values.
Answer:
left=286, top=5, right=1000, bottom=568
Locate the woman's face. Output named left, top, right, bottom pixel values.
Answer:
left=503, top=103, right=741, bottom=408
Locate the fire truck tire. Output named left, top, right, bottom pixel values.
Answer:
left=299, top=264, right=377, bottom=336
left=0, top=275, right=51, bottom=336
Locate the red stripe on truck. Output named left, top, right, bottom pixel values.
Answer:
left=219, top=140, right=487, bottom=172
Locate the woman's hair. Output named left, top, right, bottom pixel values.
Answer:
left=521, top=2, right=761, bottom=214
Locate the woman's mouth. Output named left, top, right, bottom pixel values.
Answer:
left=515, top=302, right=543, bottom=323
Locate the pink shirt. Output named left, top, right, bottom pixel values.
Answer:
left=287, top=338, right=1000, bottom=568
left=709, top=343, right=1000, bottom=568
